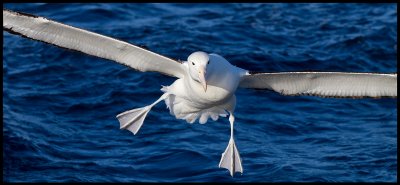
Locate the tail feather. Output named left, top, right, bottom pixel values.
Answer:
left=199, top=112, right=210, bottom=124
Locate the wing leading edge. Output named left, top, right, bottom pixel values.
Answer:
left=239, top=72, right=397, bottom=98
left=3, top=9, right=185, bottom=78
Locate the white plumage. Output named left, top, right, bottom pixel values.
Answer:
left=3, top=9, right=397, bottom=177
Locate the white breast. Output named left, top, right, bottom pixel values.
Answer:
left=183, top=54, right=246, bottom=108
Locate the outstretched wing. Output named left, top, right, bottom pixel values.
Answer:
left=239, top=72, right=397, bottom=98
left=3, top=9, right=185, bottom=78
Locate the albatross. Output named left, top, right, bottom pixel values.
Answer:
left=3, top=9, right=397, bottom=177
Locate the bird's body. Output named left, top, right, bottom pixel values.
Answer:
left=162, top=53, right=246, bottom=124
left=116, top=52, right=247, bottom=175
left=3, top=9, right=397, bottom=177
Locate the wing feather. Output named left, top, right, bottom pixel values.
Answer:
left=239, top=72, right=397, bottom=98
left=3, top=9, right=185, bottom=78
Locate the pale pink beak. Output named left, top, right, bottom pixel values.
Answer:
left=199, top=68, right=207, bottom=92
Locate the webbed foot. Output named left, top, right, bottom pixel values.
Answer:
left=219, top=138, right=243, bottom=177
left=116, top=93, right=168, bottom=135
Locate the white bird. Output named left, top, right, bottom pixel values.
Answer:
left=3, top=9, right=397, bottom=177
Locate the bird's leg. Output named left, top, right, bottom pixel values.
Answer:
left=116, top=93, right=168, bottom=135
left=218, top=112, right=243, bottom=177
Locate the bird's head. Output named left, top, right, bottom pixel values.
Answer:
left=187, top=51, right=210, bottom=92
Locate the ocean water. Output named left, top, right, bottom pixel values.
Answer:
left=2, top=3, right=397, bottom=182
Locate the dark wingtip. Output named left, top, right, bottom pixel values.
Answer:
left=138, top=45, right=150, bottom=50
left=3, top=8, right=39, bottom=18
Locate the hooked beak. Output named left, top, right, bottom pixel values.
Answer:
left=199, top=68, right=207, bottom=92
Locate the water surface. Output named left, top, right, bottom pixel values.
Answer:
left=3, top=3, right=397, bottom=182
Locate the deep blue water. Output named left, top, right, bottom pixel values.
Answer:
left=2, top=3, right=397, bottom=182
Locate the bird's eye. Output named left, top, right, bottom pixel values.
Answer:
left=208, top=61, right=210, bottom=64
left=192, top=62, right=195, bottom=65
